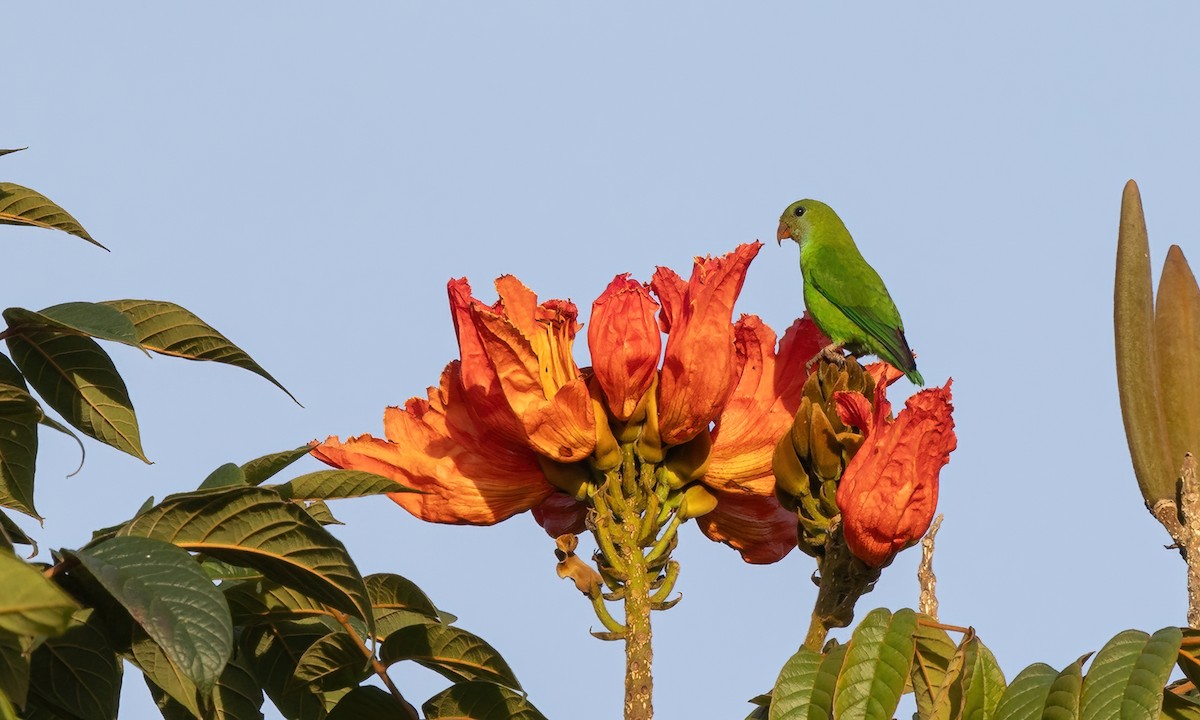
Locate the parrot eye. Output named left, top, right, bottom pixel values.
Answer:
left=793, top=206, right=806, bottom=217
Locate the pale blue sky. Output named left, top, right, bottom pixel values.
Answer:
left=7, top=4, right=1200, bottom=719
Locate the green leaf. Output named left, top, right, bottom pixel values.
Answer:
left=960, top=638, right=1006, bottom=720
left=0, top=148, right=26, bottom=158
left=0, top=550, right=76, bottom=636
left=224, top=579, right=330, bottom=626
left=422, top=681, right=549, bottom=720
left=200, top=558, right=264, bottom=583
left=0, top=510, right=36, bottom=555
left=132, top=633, right=203, bottom=719
left=910, top=621, right=959, bottom=720
left=769, top=641, right=847, bottom=720
left=199, top=463, right=248, bottom=490
left=1044, top=655, right=1087, bottom=720
left=209, top=654, right=266, bottom=720
left=0, top=631, right=31, bottom=710
left=0, top=382, right=40, bottom=519
left=240, top=620, right=330, bottom=720
left=100, top=300, right=297, bottom=404
left=241, top=445, right=312, bottom=486
left=299, top=500, right=344, bottom=527
left=380, top=622, right=521, bottom=690
left=993, top=663, right=1056, bottom=720
left=6, top=329, right=147, bottom=462
left=746, top=693, right=772, bottom=720
left=27, top=610, right=122, bottom=720
left=1162, top=691, right=1200, bottom=720
left=833, top=608, right=919, bottom=720
left=327, top=686, right=405, bottom=720
left=271, top=470, right=417, bottom=501
left=0, top=182, right=104, bottom=249
left=0, top=354, right=24, bottom=388
left=1080, top=627, right=1181, bottom=720
left=293, top=631, right=371, bottom=692
left=3, top=304, right=140, bottom=348
left=68, top=536, right=233, bottom=691
left=366, top=573, right=442, bottom=640
left=117, top=486, right=372, bottom=634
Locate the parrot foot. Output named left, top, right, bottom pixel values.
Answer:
left=806, top=344, right=847, bottom=371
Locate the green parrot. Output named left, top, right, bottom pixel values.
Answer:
left=776, top=199, right=924, bottom=385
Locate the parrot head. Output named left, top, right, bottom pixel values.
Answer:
left=777, top=199, right=838, bottom=247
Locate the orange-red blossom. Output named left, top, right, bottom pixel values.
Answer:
left=313, top=242, right=829, bottom=563
left=834, top=366, right=956, bottom=567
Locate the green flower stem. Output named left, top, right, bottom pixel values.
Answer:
left=644, top=513, right=681, bottom=565
left=803, top=611, right=830, bottom=652
left=590, top=590, right=628, bottom=635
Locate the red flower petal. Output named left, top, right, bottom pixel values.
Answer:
left=653, top=242, right=762, bottom=446
left=836, top=381, right=956, bottom=567
left=708, top=315, right=827, bottom=492
left=588, top=274, right=662, bottom=421
left=695, top=486, right=797, bottom=564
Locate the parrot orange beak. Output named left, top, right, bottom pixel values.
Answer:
left=776, top=220, right=791, bottom=245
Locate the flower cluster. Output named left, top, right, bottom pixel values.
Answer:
left=314, top=241, right=956, bottom=571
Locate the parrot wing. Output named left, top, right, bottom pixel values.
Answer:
left=807, top=260, right=917, bottom=374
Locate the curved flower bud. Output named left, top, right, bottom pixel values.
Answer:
left=652, top=242, right=761, bottom=446
left=312, top=361, right=554, bottom=525
left=835, top=379, right=956, bottom=567
left=588, top=274, right=661, bottom=421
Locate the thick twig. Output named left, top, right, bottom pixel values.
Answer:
left=918, top=514, right=944, bottom=620
left=1179, top=455, right=1200, bottom=628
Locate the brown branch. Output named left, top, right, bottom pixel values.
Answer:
left=329, top=608, right=419, bottom=720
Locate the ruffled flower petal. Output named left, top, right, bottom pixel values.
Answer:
left=835, top=380, right=956, bottom=567
left=652, top=242, right=762, bottom=446
left=312, top=361, right=552, bottom=525
left=695, top=486, right=797, bottom=564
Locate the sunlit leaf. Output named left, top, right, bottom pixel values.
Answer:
left=68, top=536, right=233, bottom=691
left=3, top=304, right=140, bottom=348
left=423, top=681, right=549, bottom=720
left=769, top=641, right=847, bottom=720
left=0, top=550, right=76, bottom=636
left=199, top=463, right=248, bottom=490
left=960, top=637, right=1006, bottom=720
left=910, top=620, right=958, bottom=720
left=380, top=622, right=521, bottom=689
left=0, top=181, right=103, bottom=249
left=300, top=500, right=343, bottom=526
left=6, top=329, right=146, bottom=461
left=994, top=663, right=1058, bottom=720
left=1044, top=655, right=1086, bottom=720
left=1080, top=627, right=1181, bottom=720
left=833, top=608, right=918, bottom=720
left=27, top=610, right=121, bottom=720
left=271, top=470, right=417, bottom=501
left=241, top=445, right=312, bottom=486
left=0, top=382, right=40, bottom=519
left=117, top=487, right=372, bottom=633
left=100, top=300, right=296, bottom=404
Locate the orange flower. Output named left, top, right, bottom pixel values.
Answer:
left=834, top=367, right=956, bottom=567
left=697, top=315, right=829, bottom=563
left=588, top=274, right=661, bottom=421
left=652, top=242, right=761, bottom=446
left=315, top=243, right=820, bottom=561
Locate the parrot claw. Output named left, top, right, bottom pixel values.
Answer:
left=806, top=343, right=847, bottom=371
